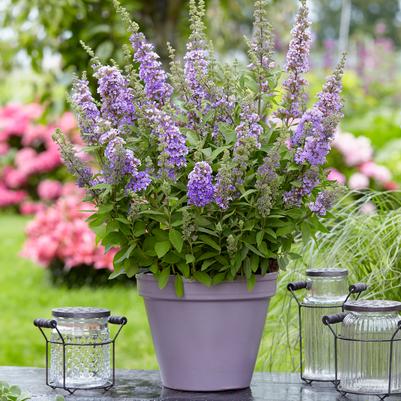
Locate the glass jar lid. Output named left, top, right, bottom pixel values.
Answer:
left=52, top=307, right=111, bottom=319
left=344, top=300, right=401, bottom=313
left=306, top=268, right=348, bottom=277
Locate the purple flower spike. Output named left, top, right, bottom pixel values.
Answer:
left=309, top=191, right=336, bottom=216
left=276, top=0, right=311, bottom=121
left=126, top=171, right=152, bottom=193
left=187, top=161, right=214, bottom=207
left=146, top=104, right=188, bottom=177
left=130, top=32, right=173, bottom=104
left=94, top=65, right=135, bottom=130
left=184, top=42, right=209, bottom=107
left=71, top=77, right=100, bottom=144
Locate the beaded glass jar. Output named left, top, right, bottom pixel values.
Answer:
left=49, top=307, right=112, bottom=389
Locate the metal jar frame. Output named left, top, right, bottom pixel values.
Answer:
left=34, top=316, right=127, bottom=394
left=287, top=281, right=367, bottom=384
left=323, top=313, right=401, bottom=401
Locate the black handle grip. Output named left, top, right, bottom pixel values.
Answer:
left=322, top=313, right=348, bottom=326
left=287, top=281, right=308, bottom=291
left=34, top=318, right=57, bottom=329
left=349, top=283, right=368, bottom=294
left=109, top=316, right=128, bottom=325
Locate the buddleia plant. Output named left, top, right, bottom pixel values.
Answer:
left=54, top=0, right=346, bottom=295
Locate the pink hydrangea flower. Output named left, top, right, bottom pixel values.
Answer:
left=359, top=161, right=391, bottom=183
left=57, top=112, right=76, bottom=133
left=0, top=143, right=9, bottom=155
left=2, top=167, right=27, bottom=188
left=327, top=168, right=346, bottom=185
left=38, top=180, right=63, bottom=201
left=0, top=185, right=27, bottom=207
left=22, top=187, right=117, bottom=270
left=348, top=172, right=370, bottom=190
left=20, top=201, right=46, bottom=215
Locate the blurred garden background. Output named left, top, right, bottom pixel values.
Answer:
left=1, top=0, right=401, bottom=372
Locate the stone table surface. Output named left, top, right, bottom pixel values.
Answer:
left=0, top=367, right=400, bottom=401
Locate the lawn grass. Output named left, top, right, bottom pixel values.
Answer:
left=0, top=213, right=298, bottom=371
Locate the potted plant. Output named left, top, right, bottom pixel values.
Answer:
left=54, top=0, right=345, bottom=391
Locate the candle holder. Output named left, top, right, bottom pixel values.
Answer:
left=34, top=307, right=127, bottom=394
left=287, top=269, right=367, bottom=384
left=324, top=300, right=401, bottom=400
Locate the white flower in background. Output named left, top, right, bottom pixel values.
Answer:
left=333, top=131, right=373, bottom=166
left=349, top=172, right=370, bottom=189
left=360, top=201, right=377, bottom=215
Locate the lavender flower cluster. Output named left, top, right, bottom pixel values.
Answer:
left=187, top=162, right=214, bottom=207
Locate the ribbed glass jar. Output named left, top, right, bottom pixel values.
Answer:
left=339, top=300, right=401, bottom=394
left=302, top=268, right=349, bottom=381
left=49, top=307, right=112, bottom=389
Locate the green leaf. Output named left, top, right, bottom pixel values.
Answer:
left=247, top=275, right=256, bottom=292
left=264, top=228, right=277, bottom=239
left=109, top=269, right=126, bottom=279
left=259, top=241, right=272, bottom=258
left=115, top=244, right=136, bottom=263
left=212, top=272, right=226, bottom=285
left=155, top=241, right=171, bottom=258
left=244, top=243, right=265, bottom=258
left=288, top=252, right=302, bottom=260
left=201, top=259, right=216, bottom=271
left=175, top=275, right=184, bottom=297
left=301, top=222, right=311, bottom=243
left=102, top=231, right=125, bottom=247
left=158, top=267, right=171, bottom=289
left=276, top=225, right=294, bottom=237
left=243, top=257, right=252, bottom=279
left=185, top=254, right=195, bottom=264
left=199, top=235, right=221, bottom=251
left=177, top=262, right=190, bottom=277
left=162, top=251, right=181, bottom=264
left=250, top=254, right=260, bottom=272
left=193, top=271, right=212, bottom=287
left=278, top=255, right=289, bottom=269
left=210, top=147, right=226, bottom=161
left=134, top=221, right=146, bottom=237
left=97, top=204, right=114, bottom=214
left=256, top=231, right=264, bottom=247
left=87, top=213, right=106, bottom=228
left=186, top=131, right=199, bottom=146
left=169, top=229, right=184, bottom=252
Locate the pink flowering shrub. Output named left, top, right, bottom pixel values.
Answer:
left=22, top=184, right=117, bottom=272
left=0, top=103, right=81, bottom=213
left=327, top=130, right=398, bottom=191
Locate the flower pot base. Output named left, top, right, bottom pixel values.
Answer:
left=137, top=273, right=278, bottom=392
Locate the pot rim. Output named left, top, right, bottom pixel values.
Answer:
left=136, top=271, right=278, bottom=301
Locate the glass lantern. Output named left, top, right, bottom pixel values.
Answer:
left=34, top=307, right=127, bottom=394
left=324, top=300, right=401, bottom=399
left=287, top=268, right=367, bottom=383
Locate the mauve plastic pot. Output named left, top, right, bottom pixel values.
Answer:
left=136, top=272, right=278, bottom=392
